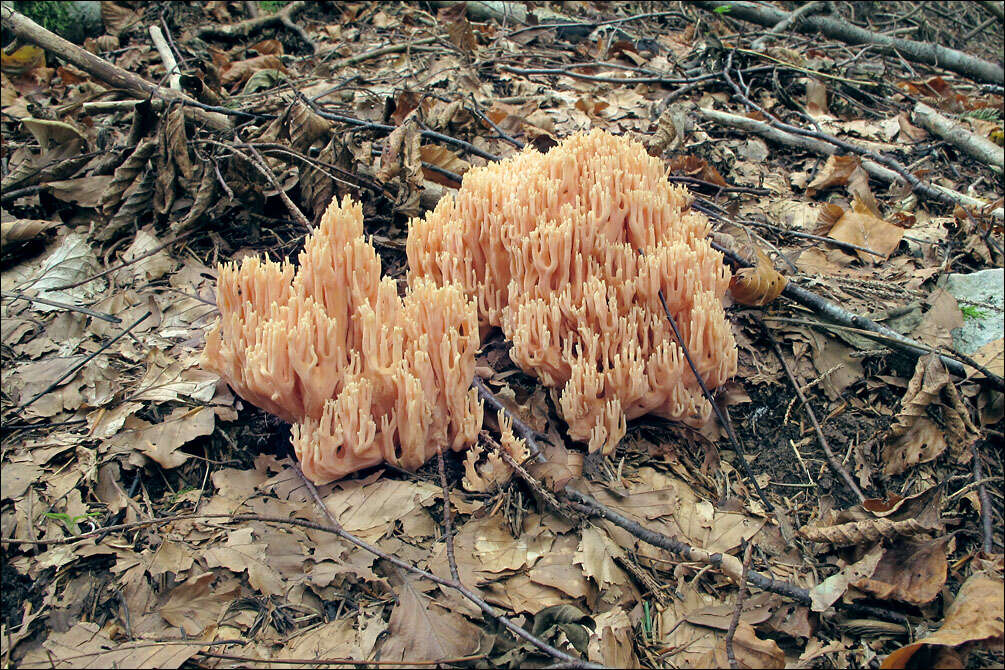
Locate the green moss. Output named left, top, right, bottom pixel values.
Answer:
left=258, top=1, right=289, bottom=13
left=13, top=1, right=75, bottom=38
left=961, top=305, right=989, bottom=320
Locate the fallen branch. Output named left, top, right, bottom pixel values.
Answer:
left=323, top=37, right=439, bottom=65
left=913, top=102, right=1004, bottom=171
left=692, top=0, right=1004, bottom=84
left=749, top=1, right=825, bottom=51
left=724, top=542, right=755, bottom=670
left=714, top=245, right=1005, bottom=392
left=969, top=441, right=996, bottom=555
left=196, top=0, right=315, bottom=53
left=148, top=25, right=180, bottom=91
left=1, top=5, right=231, bottom=131
left=697, top=106, right=1004, bottom=221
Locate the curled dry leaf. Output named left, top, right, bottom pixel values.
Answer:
left=667, top=154, right=728, bottom=187
left=799, top=516, right=940, bottom=547
left=806, top=154, right=862, bottom=196
left=729, top=249, right=787, bottom=306
left=0, top=215, right=58, bottom=245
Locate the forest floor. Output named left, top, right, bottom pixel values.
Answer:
left=1, top=1, right=1003, bottom=668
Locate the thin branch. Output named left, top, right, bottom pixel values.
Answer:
left=290, top=464, right=594, bottom=667
left=721, top=51, right=1000, bottom=214
left=1, top=291, right=122, bottom=323
left=4, top=311, right=152, bottom=422
left=970, top=441, right=995, bottom=555
left=724, top=541, right=755, bottom=670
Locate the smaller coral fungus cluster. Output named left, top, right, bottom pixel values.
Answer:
left=408, top=130, right=737, bottom=454
left=202, top=196, right=482, bottom=484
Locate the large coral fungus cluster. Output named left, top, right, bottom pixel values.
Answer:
left=408, top=129, right=737, bottom=455
left=202, top=196, right=482, bottom=484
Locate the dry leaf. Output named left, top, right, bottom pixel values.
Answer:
left=1, top=44, right=45, bottom=76
left=851, top=536, right=949, bottom=605
left=882, top=572, right=1004, bottom=668
left=159, top=572, right=238, bottom=635
left=381, top=574, right=484, bottom=661
left=806, top=155, right=861, bottom=196
left=825, top=200, right=904, bottom=262
left=707, top=621, right=785, bottom=669
left=730, top=249, right=787, bottom=306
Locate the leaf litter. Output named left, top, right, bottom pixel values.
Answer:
left=1, top=1, right=1002, bottom=668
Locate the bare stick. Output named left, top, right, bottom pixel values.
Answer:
left=757, top=317, right=867, bottom=503
left=197, top=0, right=314, bottom=53
left=436, top=451, right=461, bottom=582
left=750, top=1, right=825, bottom=51
left=1, top=291, right=122, bottom=323
left=970, top=441, right=995, bottom=555
left=5, top=311, right=151, bottom=421
left=148, top=25, right=180, bottom=91
left=724, top=541, right=755, bottom=669
left=714, top=243, right=1005, bottom=390
left=914, top=102, right=1004, bottom=171
left=693, top=0, right=1004, bottom=84
left=697, top=106, right=1003, bottom=222
left=721, top=52, right=1002, bottom=217
left=1, top=5, right=230, bottom=131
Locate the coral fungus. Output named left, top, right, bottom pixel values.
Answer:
left=408, top=129, right=737, bottom=454
left=202, top=196, right=483, bottom=483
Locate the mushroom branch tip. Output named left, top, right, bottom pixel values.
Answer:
left=202, top=195, right=483, bottom=484
left=408, top=129, right=738, bottom=454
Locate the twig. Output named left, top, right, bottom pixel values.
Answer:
left=1, top=291, right=122, bottom=323
left=970, top=441, right=995, bottom=554
left=692, top=198, right=885, bottom=258
left=1, top=5, right=231, bottom=131
left=914, top=102, right=1004, bottom=171
left=713, top=243, right=1005, bottom=391
left=472, top=376, right=546, bottom=455
left=290, top=463, right=595, bottom=667
left=51, top=230, right=197, bottom=291
left=202, top=140, right=312, bottom=231
left=757, top=317, right=867, bottom=503
left=301, top=99, right=501, bottom=162
left=724, top=541, right=755, bottom=670
left=760, top=314, right=1005, bottom=392
left=666, top=175, right=771, bottom=196
left=721, top=52, right=1003, bottom=216
left=0, top=184, right=47, bottom=203
left=148, top=25, right=180, bottom=91
left=750, top=1, right=825, bottom=51
left=697, top=106, right=1004, bottom=221
left=694, top=0, right=1004, bottom=84
left=436, top=451, right=461, bottom=582
left=643, top=250, right=779, bottom=521
left=323, top=37, right=438, bottom=65
left=505, top=10, right=686, bottom=38
left=196, top=0, right=315, bottom=52
left=4, top=311, right=151, bottom=422
left=197, top=650, right=487, bottom=667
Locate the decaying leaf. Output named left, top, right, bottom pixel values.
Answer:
left=881, top=572, right=1005, bottom=668
left=381, top=574, right=484, bottom=662
left=159, top=572, right=238, bottom=635
left=883, top=354, right=980, bottom=475
left=730, top=249, right=787, bottom=306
